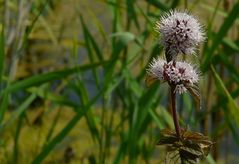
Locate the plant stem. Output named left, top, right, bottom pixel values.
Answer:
left=170, top=86, right=181, bottom=138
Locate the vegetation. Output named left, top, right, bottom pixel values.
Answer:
left=0, top=0, right=239, bottom=163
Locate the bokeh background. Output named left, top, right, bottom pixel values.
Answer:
left=0, top=0, right=239, bottom=163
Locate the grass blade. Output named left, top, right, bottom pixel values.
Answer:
left=126, top=0, right=140, bottom=30
left=31, top=86, right=106, bottom=164
left=0, top=91, right=9, bottom=124
left=145, top=0, right=168, bottom=11
left=13, top=113, right=24, bottom=164
left=0, top=25, right=4, bottom=84
left=3, top=61, right=107, bottom=94
left=0, top=94, right=36, bottom=133
left=211, top=65, right=239, bottom=127
left=80, top=15, right=104, bottom=62
left=70, top=79, right=100, bottom=142
left=202, top=2, right=239, bottom=72
left=170, top=0, right=180, bottom=8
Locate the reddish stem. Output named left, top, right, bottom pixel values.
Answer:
left=170, top=86, right=181, bottom=138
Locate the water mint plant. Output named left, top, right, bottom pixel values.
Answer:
left=155, top=11, right=205, bottom=62
left=148, top=58, right=199, bottom=94
left=147, top=10, right=212, bottom=163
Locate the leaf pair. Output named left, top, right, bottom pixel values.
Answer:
left=157, top=129, right=213, bottom=164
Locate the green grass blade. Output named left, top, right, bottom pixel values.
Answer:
left=126, top=0, right=140, bottom=30
left=111, top=0, right=121, bottom=57
left=43, top=108, right=62, bottom=148
left=211, top=65, right=239, bottom=127
left=145, top=0, right=168, bottom=11
left=224, top=112, right=239, bottom=146
left=28, top=87, right=80, bottom=108
left=0, top=25, right=4, bottom=84
left=206, top=154, right=216, bottom=164
left=222, top=37, right=239, bottom=52
left=80, top=15, right=103, bottom=61
left=80, top=15, right=101, bottom=87
left=38, top=15, right=58, bottom=45
left=170, top=0, right=180, bottom=8
left=0, top=91, right=9, bottom=124
left=201, top=2, right=239, bottom=25
left=104, top=32, right=135, bottom=83
left=136, top=84, right=159, bottom=132
left=0, top=26, right=6, bottom=123
left=218, top=54, right=239, bottom=85
left=70, top=79, right=100, bottom=143
left=149, top=108, right=164, bottom=129
left=202, top=2, right=239, bottom=72
left=0, top=94, right=36, bottom=133
left=31, top=86, right=106, bottom=164
left=136, top=3, right=154, bottom=27
left=82, top=3, right=108, bottom=43
left=13, top=114, right=24, bottom=164
left=113, top=134, right=127, bottom=164
left=3, top=61, right=107, bottom=94
left=18, top=0, right=49, bottom=54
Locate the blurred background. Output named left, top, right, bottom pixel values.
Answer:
left=0, top=0, right=239, bottom=163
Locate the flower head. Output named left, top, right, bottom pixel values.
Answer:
left=155, top=10, right=205, bottom=61
left=147, top=58, right=199, bottom=94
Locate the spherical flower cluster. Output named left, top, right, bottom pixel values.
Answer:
left=147, top=58, right=199, bottom=94
left=155, top=10, right=205, bottom=61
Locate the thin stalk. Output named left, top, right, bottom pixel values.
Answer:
left=99, top=96, right=106, bottom=164
left=13, top=113, right=24, bottom=164
left=170, top=86, right=181, bottom=138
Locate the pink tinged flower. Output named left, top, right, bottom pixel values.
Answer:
left=155, top=11, right=205, bottom=61
left=147, top=58, right=166, bottom=81
left=147, top=58, right=199, bottom=94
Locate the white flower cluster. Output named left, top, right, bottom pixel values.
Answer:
left=147, top=10, right=204, bottom=94
left=147, top=58, right=199, bottom=94
left=155, top=11, right=204, bottom=61
left=164, top=61, right=199, bottom=85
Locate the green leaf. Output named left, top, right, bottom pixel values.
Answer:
left=158, top=129, right=213, bottom=163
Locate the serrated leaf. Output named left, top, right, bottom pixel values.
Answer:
left=157, top=129, right=213, bottom=163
